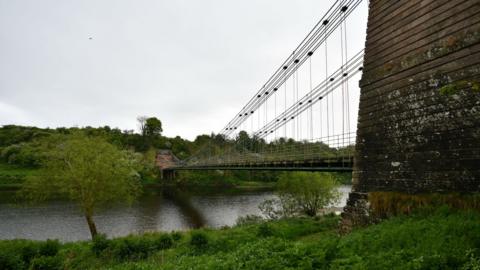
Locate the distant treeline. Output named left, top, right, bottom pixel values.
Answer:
left=0, top=122, right=352, bottom=185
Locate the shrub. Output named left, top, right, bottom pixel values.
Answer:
left=236, top=215, right=264, bottom=226
left=154, top=234, right=173, bottom=250
left=21, top=244, right=38, bottom=264
left=257, top=223, right=275, bottom=238
left=171, top=232, right=182, bottom=242
left=1, top=144, right=21, bottom=163
left=462, top=249, right=480, bottom=270
left=30, top=256, right=62, bottom=270
left=113, top=238, right=154, bottom=260
left=190, top=232, right=209, bottom=250
left=38, top=239, right=60, bottom=257
left=92, top=234, right=110, bottom=256
left=259, top=198, right=294, bottom=219
left=277, top=172, right=340, bottom=217
left=0, top=249, right=24, bottom=270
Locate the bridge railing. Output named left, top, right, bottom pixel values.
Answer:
left=181, top=132, right=355, bottom=168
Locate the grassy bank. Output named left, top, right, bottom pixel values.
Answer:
left=0, top=162, right=276, bottom=192
left=0, top=163, right=36, bottom=190
left=1, top=207, right=479, bottom=269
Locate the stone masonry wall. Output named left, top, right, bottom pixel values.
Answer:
left=343, top=0, right=480, bottom=227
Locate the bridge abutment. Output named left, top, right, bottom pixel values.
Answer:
left=161, top=169, right=176, bottom=181
left=156, top=150, right=180, bottom=181
left=343, top=0, right=480, bottom=229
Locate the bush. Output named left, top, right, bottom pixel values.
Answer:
left=277, top=172, right=340, bottom=217
left=171, top=232, right=182, bottom=242
left=154, top=234, right=173, bottom=250
left=257, top=223, right=275, bottom=238
left=462, top=249, right=480, bottom=270
left=30, top=256, right=62, bottom=270
left=236, top=215, right=264, bottom=226
left=38, top=239, right=60, bottom=257
left=21, top=244, right=38, bottom=265
left=92, top=234, right=110, bottom=256
left=113, top=238, right=154, bottom=260
left=0, top=249, right=24, bottom=270
left=259, top=198, right=291, bottom=219
left=1, top=144, right=21, bottom=163
left=189, top=232, right=209, bottom=250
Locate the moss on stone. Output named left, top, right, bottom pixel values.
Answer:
left=439, top=80, right=480, bottom=95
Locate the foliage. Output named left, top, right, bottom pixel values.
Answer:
left=235, top=214, right=264, bottom=226
left=19, top=133, right=142, bottom=238
left=176, top=170, right=281, bottom=187
left=0, top=249, right=24, bottom=270
left=189, top=231, right=209, bottom=250
left=0, top=125, right=50, bottom=148
left=112, top=238, right=154, bottom=260
left=332, top=172, right=352, bottom=185
left=0, top=162, right=36, bottom=188
left=0, top=123, right=353, bottom=187
left=20, top=244, right=37, bottom=265
left=462, top=250, right=480, bottom=270
left=137, top=148, right=160, bottom=183
left=1, top=208, right=480, bottom=269
left=171, top=232, right=183, bottom=242
left=276, top=172, right=341, bottom=217
left=154, top=234, right=173, bottom=250
left=30, top=256, right=62, bottom=270
left=38, top=239, right=60, bottom=257
left=92, top=234, right=110, bottom=256
left=256, top=223, right=275, bottom=237
left=144, top=117, right=162, bottom=137
left=259, top=198, right=294, bottom=219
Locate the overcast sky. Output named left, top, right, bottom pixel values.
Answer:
left=0, top=0, right=368, bottom=140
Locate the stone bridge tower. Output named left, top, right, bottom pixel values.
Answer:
left=343, top=0, right=480, bottom=226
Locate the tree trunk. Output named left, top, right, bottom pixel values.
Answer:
left=85, top=214, right=98, bottom=239
left=305, top=208, right=317, bottom=217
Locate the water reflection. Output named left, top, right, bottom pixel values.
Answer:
left=0, top=186, right=351, bottom=242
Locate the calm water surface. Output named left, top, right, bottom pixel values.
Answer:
left=0, top=186, right=351, bottom=242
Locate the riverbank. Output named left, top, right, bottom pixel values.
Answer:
left=0, top=162, right=276, bottom=192
left=1, top=207, right=479, bottom=269
left=0, top=163, right=35, bottom=190
left=147, top=181, right=276, bottom=190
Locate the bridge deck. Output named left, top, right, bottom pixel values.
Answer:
left=168, top=157, right=353, bottom=172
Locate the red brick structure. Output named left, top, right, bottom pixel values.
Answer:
left=343, top=0, right=480, bottom=227
left=156, top=150, right=180, bottom=180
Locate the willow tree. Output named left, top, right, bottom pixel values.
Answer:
left=20, top=134, right=141, bottom=238
left=277, top=172, right=340, bottom=217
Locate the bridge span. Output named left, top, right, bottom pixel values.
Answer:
left=158, top=0, right=480, bottom=229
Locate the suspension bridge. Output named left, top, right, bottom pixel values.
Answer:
left=153, top=0, right=480, bottom=227
left=158, top=0, right=480, bottom=206
left=159, top=0, right=366, bottom=174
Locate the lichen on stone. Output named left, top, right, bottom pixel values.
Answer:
left=439, top=80, right=480, bottom=96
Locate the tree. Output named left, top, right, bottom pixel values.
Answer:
left=137, top=116, right=148, bottom=136
left=145, top=117, right=162, bottom=137
left=136, top=116, right=162, bottom=151
left=20, top=134, right=142, bottom=238
left=276, top=172, right=340, bottom=217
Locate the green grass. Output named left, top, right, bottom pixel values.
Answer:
left=1, top=207, right=480, bottom=269
left=0, top=162, right=36, bottom=188
left=0, top=162, right=158, bottom=189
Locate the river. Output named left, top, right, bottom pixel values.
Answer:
left=0, top=185, right=351, bottom=242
